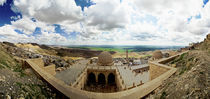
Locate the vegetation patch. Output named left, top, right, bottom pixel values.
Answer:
left=160, top=91, right=167, bottom=99
left=16, top=82, right=55, bottom=98
left=0, top=45, right=25, bottom=77
left=170, top=53, right=187, bottom=64
left=14, top=64, right=26, bottom=77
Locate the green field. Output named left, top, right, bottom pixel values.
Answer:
left=71, top=46, right=134, bottom=52
left=68, top=45, right=183, bottom=52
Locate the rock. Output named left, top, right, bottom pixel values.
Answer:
left=66, top=58, right=74, bottom=65
left=185, top=84, right=189, bottom=90
left=194, top=88, right=201, bottom=91
left=0, top=76, right=6, bottom=82
left=55, top=68, right=62, bottom=72
left=0, top=92, right=5, bottom=99
left=60, top=61, right=69, bottom=67
left=6, top=94, right=11, bottom=99
left=206, top=34, right=210, bottom=40
left=186, top=62, right=191, bottom=67
left=43, top=58, right=51, bottom=66
left=172, top=64, right=176, bottom=67
left=163, top=53, right=170, bottom=58
left=24, top=68, right=34, bottom=75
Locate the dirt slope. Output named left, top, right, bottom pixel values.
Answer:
left=0, top=43, right=56, bottom=98
left=148, top=34, right=210, bottom=99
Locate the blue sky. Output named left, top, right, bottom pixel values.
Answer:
left=0, top=0, right=209, bottom=45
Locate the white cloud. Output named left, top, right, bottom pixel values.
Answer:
left=0, top=0, right=6, bottom=6
left=0, top=24, right=67, bottom=45
left=36, top=31, right=68, bottom=45
left=1, top=0, right=209, bottom=46
left=11, top=17, right=36, bottom=34
left=0, top=25, right=19, bottom=37
left=13, top=0, right=83, bottom=24
left=84, top=0, right=129, bottom=30
left=0, top=25, right=33, bottom=43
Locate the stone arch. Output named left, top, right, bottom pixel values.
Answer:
left=87, top=72, right=96, bottom=85
left=108, top=73, right=115, bottom=85
left=98, top=73, right=106, bottom=84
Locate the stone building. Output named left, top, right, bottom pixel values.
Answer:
left=55, top=51, right=150, bottom=93
left=152, top=50, right=163, bottom=60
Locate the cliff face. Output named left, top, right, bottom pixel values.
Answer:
left=191, top=33, right=210, bottom=50
left=199, top=34, right=210, bottom=50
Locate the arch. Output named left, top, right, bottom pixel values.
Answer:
left=98, top=73, right=106, bottom=84
left=108, top=73, right=115, bottom=85
left=87, top=72, right=96, bottom=85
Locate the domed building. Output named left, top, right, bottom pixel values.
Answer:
left=97, top=51, right=113, bottom=66
left=152, top=50, right=163, bottom=60
left=55, top=51, right=150, bottom=94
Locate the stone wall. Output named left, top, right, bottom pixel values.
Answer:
left=73, top=69, right=88, bottom=90
left=24, top=53, right=186, bottom=99
left=31, top=58, right=44, bottom=67
left=44, top=64, right=56, bottom=76
left=149, top=62, right=170, bottom=80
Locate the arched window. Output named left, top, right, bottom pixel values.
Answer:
left=108, top=73, right=115, bottom=85
left=98, top=73, right=106, bottom=84
left=87, top=72, right=96, bottom=85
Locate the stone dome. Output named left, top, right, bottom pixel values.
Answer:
left=168, top=50, right=177, bottom=56
left=207, top=33, right=210, bottom=40
left=152, top=50, right=163, bottom=60
left=97, top=51, right=113, bottom=66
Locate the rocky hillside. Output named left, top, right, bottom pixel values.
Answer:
left=148, top=34, right=210, bottom=99
left=0, top=43, right=56, bottom=98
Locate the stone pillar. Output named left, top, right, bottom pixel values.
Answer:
left=105, top=73, right=108, bottom=85
left=95, top=72, right=98, bottom=83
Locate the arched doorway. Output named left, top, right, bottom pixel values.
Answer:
left=87, top=72, right=96, bottom=85
left=108, top=73, right=115, bottom=85
left=98, top=73, right=106, bottom=84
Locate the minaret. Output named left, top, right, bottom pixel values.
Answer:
left=126, top=49, right=128, bottom=64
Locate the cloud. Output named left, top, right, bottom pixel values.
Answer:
left=0, top=24, right=33, bottom=43
left=133, top=0, right=203, bottom=17
left=1, top=0, right=210, bottom=46
left=13, top=0, right=83, bottom=24
left=0, top=23, right=67, bottom=45
left=84, top=0, right=129, bottom=30
left=0, top=0, right=6, bottom=6
left=11, top=17, right=36, bottom=34
left=0, top=25, right=19, bottom=37
left=35, top=31, right=68, bottom=45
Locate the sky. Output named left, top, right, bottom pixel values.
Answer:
left=0, top=0, right=209, bottom=46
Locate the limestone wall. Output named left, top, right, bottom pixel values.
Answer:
left=30, top=58, right=44, bottom=67
left=44, top=64, right=56, bottom=76
left=149, top=51, right=189, bottom=80
left=73, top=69, right=88, bottom=89
left=115, top=69, right=125, bottom=91
left=149, top=62, right=170, bottom=80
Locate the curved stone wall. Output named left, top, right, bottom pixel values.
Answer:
left=24, top=51, right=188, bottom=99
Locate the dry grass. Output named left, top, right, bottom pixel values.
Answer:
left=15, top=44, right=57, bottom=56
